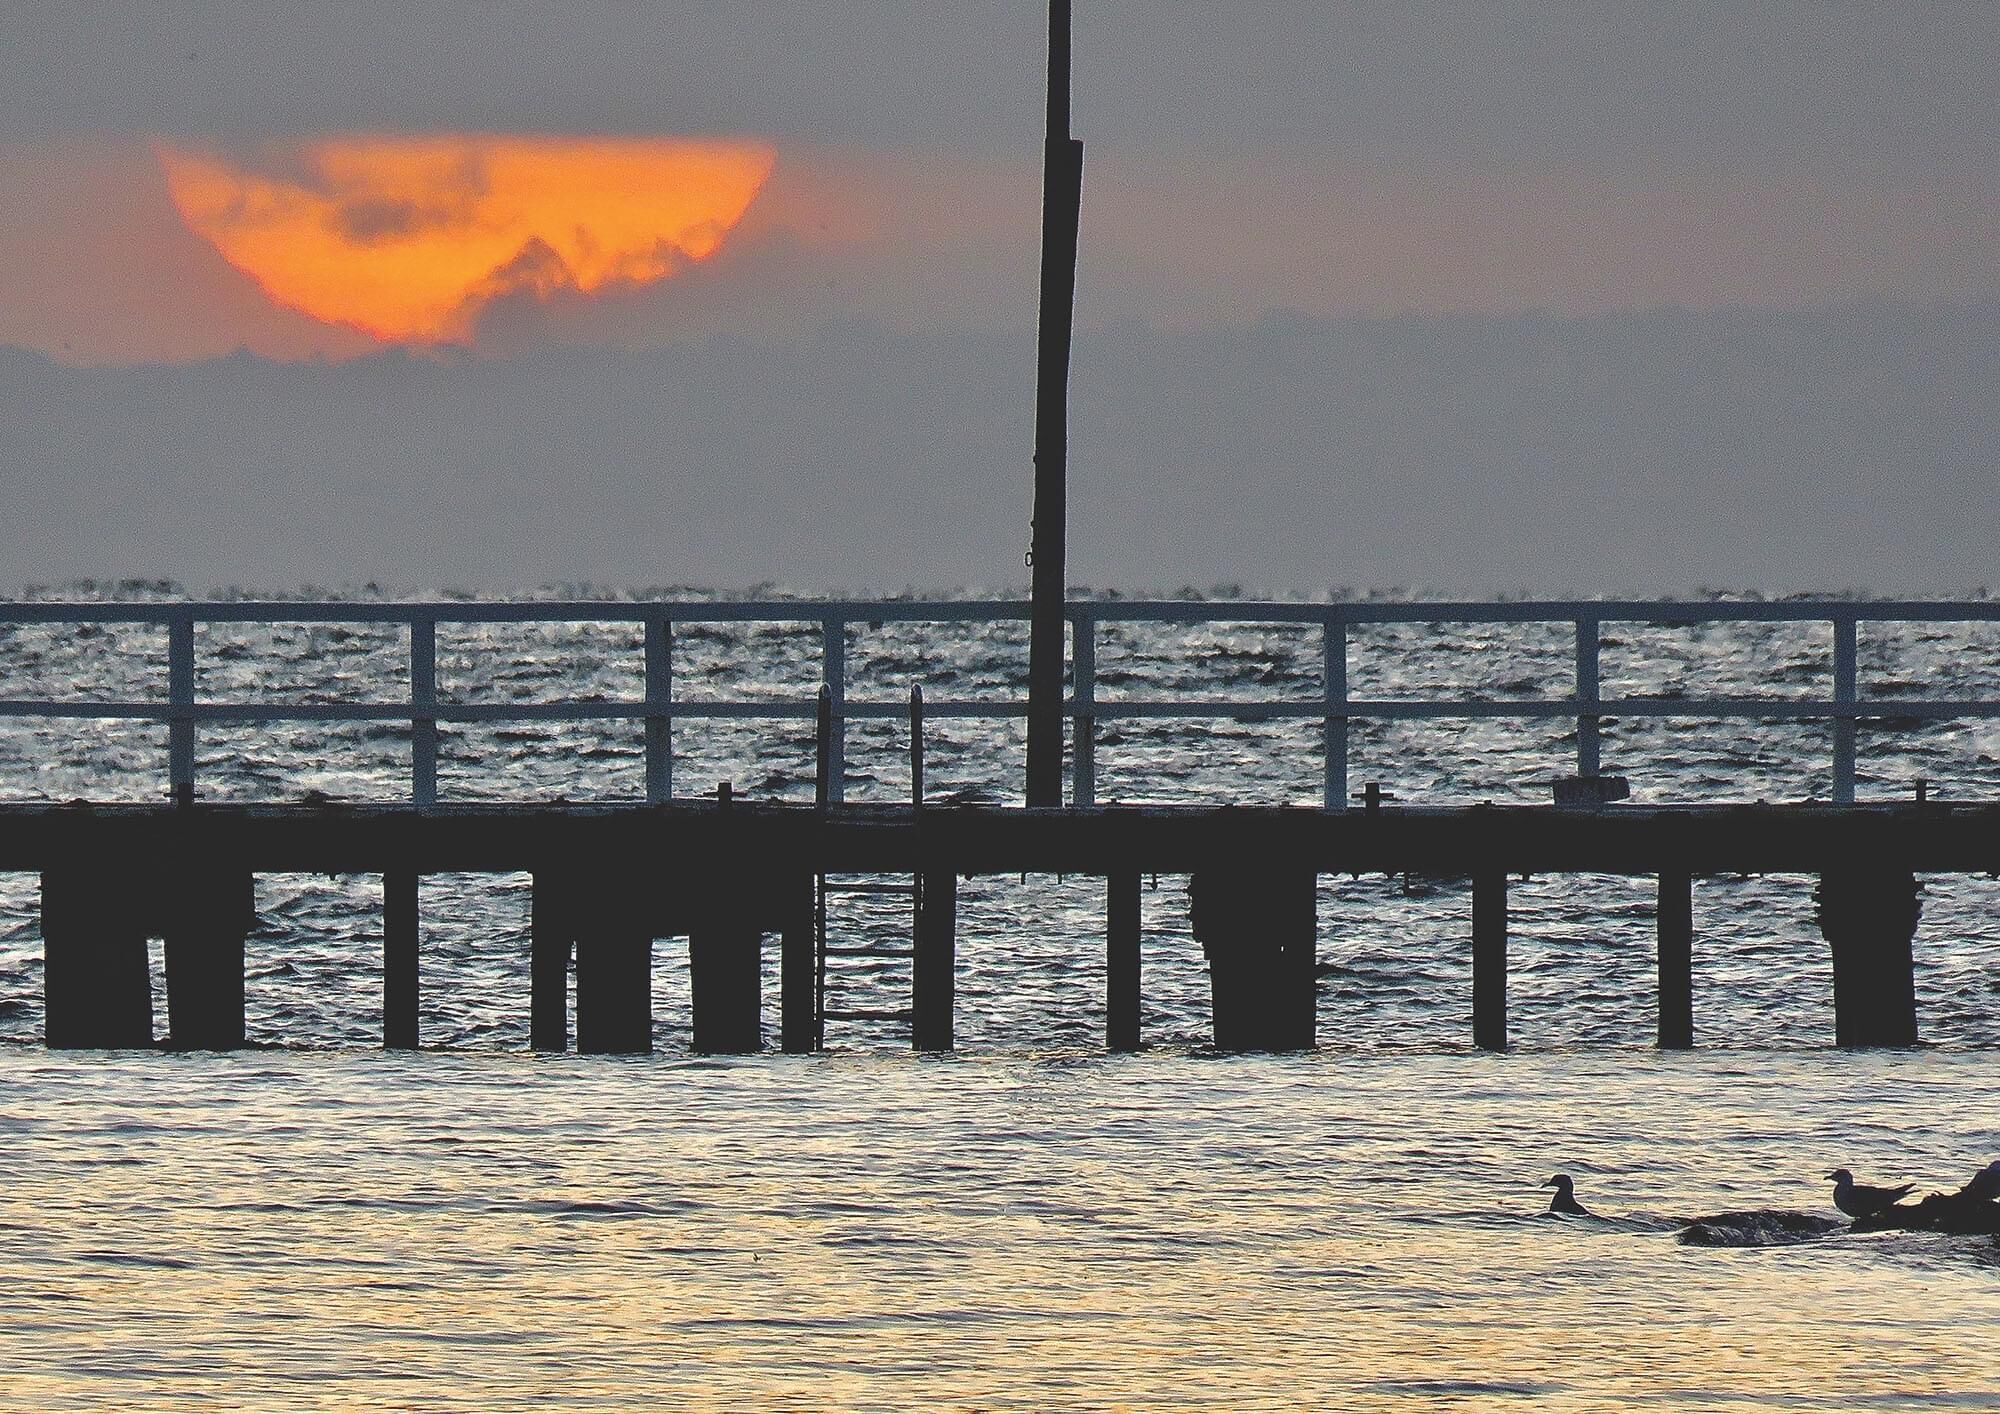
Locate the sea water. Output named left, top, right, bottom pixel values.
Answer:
left=3, top=1050, right=1997, bottom=1409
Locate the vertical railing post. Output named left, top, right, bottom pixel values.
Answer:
left=821, top=618, right=846, bottom=804
left=410, top=614, right=437, bottom=808
left=910, top=684, right=925, bottom=808
left=1071, top=610, right=1094, bottom=808
left=1323, top=613, right=1347, bottom=811
left=644, top=616, right=673, bottom=804
left=1832, top=614, right=1857, bottom=804
left=815, top=686, right=832, bottom=807
left=168, top=611, right=195, bottom=808
left=1575, top=616, right=1601, bottom=778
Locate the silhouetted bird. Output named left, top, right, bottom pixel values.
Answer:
left=1825, top=1168, right=1915, bottom=1219
left=1955, top=1160, right=2000, bottom=1203
left=1847, top=1161, right=2000, bottom=1236
left=1542, top=1173, right=1590, bottom=1216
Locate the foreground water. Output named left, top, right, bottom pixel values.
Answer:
left=3, top=1049, right=1996, bottom=1409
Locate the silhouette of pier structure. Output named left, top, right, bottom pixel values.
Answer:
left=5, top=597, right=1999, bottom=1054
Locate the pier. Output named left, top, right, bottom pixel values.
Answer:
left=5, top=597, right=1999, bottom=1053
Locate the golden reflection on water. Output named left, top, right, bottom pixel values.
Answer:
left=2, top=1051, right=1996, bottom=1410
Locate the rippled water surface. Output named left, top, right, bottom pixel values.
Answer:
left=3, top=1051, right=1998, bottom=1410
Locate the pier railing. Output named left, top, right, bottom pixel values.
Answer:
left=2, top=599, right=1997, bottom=809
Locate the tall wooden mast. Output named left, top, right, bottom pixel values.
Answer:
left=1026, top=0, right=1083, bottom=807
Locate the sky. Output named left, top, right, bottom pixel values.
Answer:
left=0, top=1, right=1995, bottom=592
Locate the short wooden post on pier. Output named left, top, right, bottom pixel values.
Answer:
left=1472, top=870, right=1507, bottom=1052
left=1656, top=870, right=1694, bottom=1049
left=383, top=870, right=419, bottom=1050
left=530, top=872, right=573, bottom=1052
left=1107, top=870, right=1141, bottom=1051
left=779, top=870, right=817, bottom=1054
left=1817, top=865, right=1920, bottom=1047
left=41, top=868, right=152, bottom=1049
left=912, top=870, right=957, bottom=1052
left=1190, top=866, right=1316, bottom=1051
left=574, top=873, right=653, bottom=1055
left=164, top=865, right=253, bottom=1050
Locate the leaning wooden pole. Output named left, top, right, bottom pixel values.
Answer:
left=1026, top=0, right=1084, bottom=807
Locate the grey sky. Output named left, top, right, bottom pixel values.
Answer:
left=1, top=2, right=1995, bottom=593
left=5, top=1, right=1995, bottom=171
left=5, top=303, right=1994, bottom=595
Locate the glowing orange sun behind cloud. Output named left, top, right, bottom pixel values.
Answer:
left=155, top=134, right=776, bottom=344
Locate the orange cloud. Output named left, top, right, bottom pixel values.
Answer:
left=155, top=135, right=775, bottom=343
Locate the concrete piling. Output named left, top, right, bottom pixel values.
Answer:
left=383, top=870, right=419, bottom=1050
left=1107, top=870, right=1141, bottom=1052
left=575, top=872, right=654, bottom=1055
left=1190, top=866, right=1316, bottom=1051
left=164, top=866, right=252, bottom=1050
left=530, top=872, right=573, bottom=1052
left=912, top=869, right=957, bottom=1052
left=1818, top=866, right=1920, bottom=1047
left=779, top=870, right=817, bottom=1054
left=41, top=868, right=152, bottom=1049
left=1656, top=870, right=1694, bottom=1049
left=688, top=881, right=759, bottom=1055
left=1472, top=870, right=1507, bottom=1052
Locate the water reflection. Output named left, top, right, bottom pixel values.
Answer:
left=2, top=1050, right=1995, bottom=1407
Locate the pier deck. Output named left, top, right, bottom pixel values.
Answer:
left=7, top=798, right=1995, bottom=1056
left=3, top=797, right=1998, bottom=876
left=7, top=595, right=1999, bottom=1055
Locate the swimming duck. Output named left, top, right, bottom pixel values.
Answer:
left=1542, top=1173, right=1590, bottom=1216
left=1825, top=1168, right=1915, bottom=1219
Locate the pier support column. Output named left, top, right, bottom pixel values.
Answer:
left=689, top=881, right=760, bottom=1055
left=1107, top=870, right=1141, bottom=1052
left=575, top=873, right=653, bottom=1055
left=383, top=870, right=418, bottom=1050
left=1190, top=866, right=1316, bottom=1052
left=164, top=866, right=253, bottom=1050
left=779, top=871, right=818, bottom=1054
left=41, top=868, right=152, bottom=1049
left=1657, top=870, right=1693, bottom=1049
left=1817, top=866, right=1920, bottom=1047
left=530, top=872, right=574, bottom=1052
left=1472, top=871, right=1507, bottom=1052
left=913, top=870, right=957, bottom=1052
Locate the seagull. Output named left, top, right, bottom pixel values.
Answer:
left=1953, top=1160, right=2000, bottom=1203
left=1825, top=1168, right=1915, bottom=1219
left=1542, top=1173, right=1591, bottom=1216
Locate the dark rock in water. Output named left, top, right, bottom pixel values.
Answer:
left=1677, top=1209, right=1844, bottom=1247
left=1850, top=1192, right=2000, bottom=1236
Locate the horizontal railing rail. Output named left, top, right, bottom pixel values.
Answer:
left=3, top=597, right=2000, bottom=624
left=2, top=598, right=1997, bottom=809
